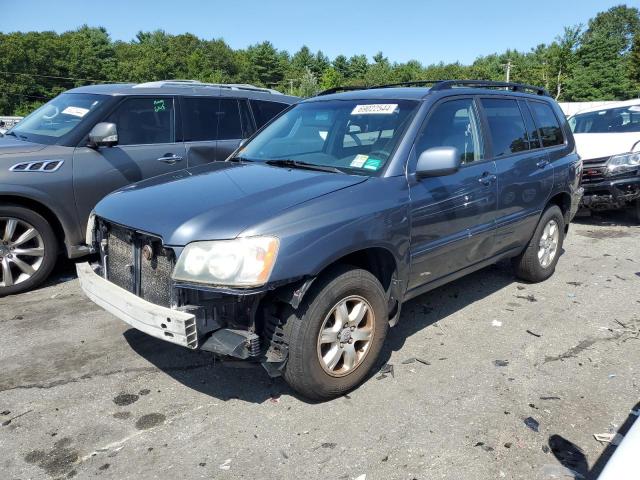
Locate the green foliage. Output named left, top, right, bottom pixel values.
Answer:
left=1, top=6, right=639, bottom=115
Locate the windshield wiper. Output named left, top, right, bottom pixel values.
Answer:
left=229, top=156, right=255, bottom=163
left=266, top=159, right=343, bottom=174
left=4, top=131, right=17, bottom=138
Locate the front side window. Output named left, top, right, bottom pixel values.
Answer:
left=106, top=97, right=174, bottom=145
left=415, top=98, right=484, bottom=164
left=529, top=101, right=564, bottom=147
left=9, top=93, right=105, bottom=144
left=481, top=98, right=530, bottom=157
left=569, top=105, right=640, bottom=134
left=237, top=99, right=420, bottom=175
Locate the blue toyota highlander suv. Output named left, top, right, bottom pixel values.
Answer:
left=78, top=80, right=583, bottom=400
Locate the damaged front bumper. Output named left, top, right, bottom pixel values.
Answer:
left=77, top=262, right=286, bottom=372
left=581, top=176, right=640, bottom=211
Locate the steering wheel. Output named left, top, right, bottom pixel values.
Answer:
left=347, top=132, right=362, bottom=146
left=367, top=150, right=391, bottom=160
left=42, top=105, right=59, bottom=121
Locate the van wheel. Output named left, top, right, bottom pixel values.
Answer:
left=0, top=206, right=58, bottom=297
left=630, top=200, right=640, bottom=223
left=512, top=205, right=564, bottom=283
left=282, top=266, right=388, bottom=400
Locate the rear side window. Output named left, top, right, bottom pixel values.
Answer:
left=529, top=101, right=564, bottom=147
left=250, top=100, right=289, bottom=129
left=107, top=97, right=174, bottom=145
left=480, top=98, right=529, bottom=157
left=182, top=98, right=243, bottom=141
left=518, top=100, right=541, bottom=150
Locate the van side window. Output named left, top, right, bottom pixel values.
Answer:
left=107, top=97, right=174, bottom=145
left=182, top=98, right=243, bottom=141
left=217, top=99, right=243, bottom=140
left=415, top=98, right=484, bottom=164
left=518, top=100, right=542, bottom=150
left=529, top=101, right=564, bottom=147
left=250, top=100, right=289, bottom=129
left=481, top=98, right=530, bottom=157
left=239, top=100, right=255, bottom=137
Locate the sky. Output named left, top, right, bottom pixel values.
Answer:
left=0, top=0, right=636, bottom=65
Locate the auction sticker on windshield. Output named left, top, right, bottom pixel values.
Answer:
left=350, top=154, right=369, bottom=168
left=62, top=106, right=89, bottom=117
left=351, top=104, right=398, bottom=115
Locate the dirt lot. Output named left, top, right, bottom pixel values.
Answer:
left=1, top=212, right=639, bottom=480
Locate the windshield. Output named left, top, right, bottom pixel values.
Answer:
left=9, top=93, right=106, bottom=144
left=569, top=105, right=640, bottom=134
left=236, top=99, right=420, bottom=174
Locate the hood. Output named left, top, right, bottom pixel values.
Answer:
left=94, top=161, right=368, bottom=245
left=574, top=132, right=640, bottom=161
left=0, top=135, right=47, bottom=156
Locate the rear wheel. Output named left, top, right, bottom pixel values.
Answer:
left=630, top=199, right=640, bottom=223
left=282, top=266, right=388, bottom=400
left=512, top=205, right=564, bottom=283
left=0, top=206, right=58, bottom=297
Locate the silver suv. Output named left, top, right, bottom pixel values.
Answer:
left=0, top=80, right=298, bottom=295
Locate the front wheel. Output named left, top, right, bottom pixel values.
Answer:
left=282, top=266, right=389, bottom=400
left=0, top=206, right=58, bottom=297
left=512, top=205, right=565, bottom=283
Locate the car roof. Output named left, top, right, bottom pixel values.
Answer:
left=65, top=80, right=299, bottom=103
left=304, top=80, right=552, bottom=103
left=571, top=98, right=640, bottom=116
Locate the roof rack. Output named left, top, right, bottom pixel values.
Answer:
left=132, top=79, right=283, bottom=94
left=430, top=80, right=549, bottom=96
left=316, top=79, right=549, bottom=97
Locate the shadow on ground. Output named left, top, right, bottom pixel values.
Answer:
left=125, top=261, right=518, bottom=404
left=547, top=401, right=640, bottom=479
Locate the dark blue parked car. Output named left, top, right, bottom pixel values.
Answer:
left=78, top=80, right=583, bottom=400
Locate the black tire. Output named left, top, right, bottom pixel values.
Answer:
left=0, top=206, right=58, bottom=297
left=512, top=205, right=565, bottom=283
left=630, top=199, right=640, bottom=224
left=282, top=266, right=389, bottom=400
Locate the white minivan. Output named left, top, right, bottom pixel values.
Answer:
left=569, top=99, right=640, bottom=221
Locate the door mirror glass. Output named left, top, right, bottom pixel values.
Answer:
left=416, top=146, right=462, bottom=177
left=88, top=122, right=118, bottom=147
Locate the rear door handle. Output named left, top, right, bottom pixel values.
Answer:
left=157, top=154, right=184, bottom=165
left=478, top=173, right=497, bottom=185
left=536, top=159, right=549, bottom=169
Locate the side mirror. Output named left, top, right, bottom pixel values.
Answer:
left=416, top=146, right=462, bottom=178
left=88, top=122, right=118, bottom=148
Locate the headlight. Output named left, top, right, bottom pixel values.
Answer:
left=606, top=152, right=640, bottom=174
left=172, top=236, right=279, bottom=287
left=85, top=213, right=96, bottom=246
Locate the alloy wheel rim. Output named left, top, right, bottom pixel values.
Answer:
left=538, top=219, right=559, bottom=268
left=316, top=295, right=375, bottom=377
left=0, top=217, right=45, bottom=288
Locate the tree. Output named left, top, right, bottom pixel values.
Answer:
left=565, top=5, right=640, bottom=100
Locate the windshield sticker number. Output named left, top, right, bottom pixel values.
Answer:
left=154, top=99, right=166, bottom=113
left=363, top=158, right=383, bottom=170
left=351, top=104, right=398, bottom=115
left=350, top=154, right=369, bottom=168
left=62, top=106, right=89, bottom=117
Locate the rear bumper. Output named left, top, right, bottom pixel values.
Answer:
left=581, top=177, right=640, bottom=210
left=76, top=262, right=198, bottom=349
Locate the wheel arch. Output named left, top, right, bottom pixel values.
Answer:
left=547, top=191, right=572, bottom=232
left=0, top=195, right=68, bottom=255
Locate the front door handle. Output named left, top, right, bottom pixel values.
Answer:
left=157, top=154, right=183, bottom=165
left=478, top=173, right=497, bottom=185
left=536, top=159, right=549, bottom=169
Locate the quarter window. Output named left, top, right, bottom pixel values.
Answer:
left=250, top=100, right=289, bottom=129
left=415, top=98, right=484, bottom=164
left=481, top=98, right=529, bottom=157
left=529, top=101, right=564, bottom=147
left=106, top=97, right=174, bottom=145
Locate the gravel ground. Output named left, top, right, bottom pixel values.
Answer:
left=1, top=212, right=639, bottom=480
